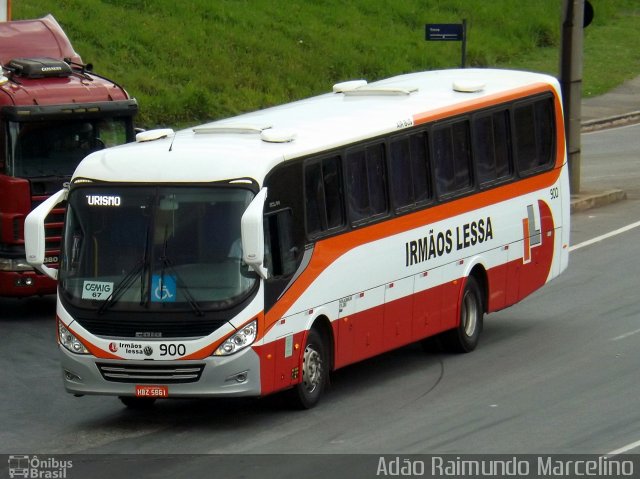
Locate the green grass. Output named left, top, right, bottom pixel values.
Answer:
left=12, top=0, right=640, bottom=128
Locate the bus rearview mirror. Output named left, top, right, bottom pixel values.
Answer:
left=25, top=188, right=68, bottom=280
left=241, top=188, right=268, bottom=280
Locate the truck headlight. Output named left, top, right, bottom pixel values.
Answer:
left=0, top=258, right=34, bottom=271
left=58, top=319, right=90, bottom=355
left=213, top=320, right=257, bottom=356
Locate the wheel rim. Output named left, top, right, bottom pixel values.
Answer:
left=302, top=344, right=323, bottom=394
left=462, top=290, right=478, bottom=337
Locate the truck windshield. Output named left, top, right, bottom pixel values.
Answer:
left=6, top=117, right=130, bottom=178
left=59, top=185, right=257, bottom=312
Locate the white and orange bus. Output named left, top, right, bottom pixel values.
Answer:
left=25, top=68, right=569, bottom=409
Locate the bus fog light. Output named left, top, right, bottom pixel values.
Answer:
left=64, top=370, right=82, bottom=382
left=226, top=370, right=249, bottom=383
left=58, top=319, right=90, bottom=355
left=213, top=320, right=257, bottom=356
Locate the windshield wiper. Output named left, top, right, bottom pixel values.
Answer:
left=159, top=228, right=203, bottom=316
left=97, top=260, right=144, bottom=315
left=98, top=223, right=151, bottom=315
left=139, top=225, right=151, bottom=307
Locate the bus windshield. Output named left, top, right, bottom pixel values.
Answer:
left=6, top=117, right=131, bottom=178
left=59, top=185, right=257, bottom=312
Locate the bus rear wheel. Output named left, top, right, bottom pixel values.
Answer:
left=288, top=328, right=327, bottom=409
left=442, top=276, right=483, bottom=353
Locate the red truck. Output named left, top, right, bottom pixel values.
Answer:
left=0, top=14, right=137, bottom=297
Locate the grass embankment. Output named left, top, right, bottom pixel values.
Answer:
left=12, top=0, right=640, bottom=128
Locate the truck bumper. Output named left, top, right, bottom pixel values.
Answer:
left=0, top=270, right=56, bottom=297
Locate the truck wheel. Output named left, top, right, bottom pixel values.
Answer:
left=442, top=276, right=483, bottom=353
left=289, top=328, right=327, bottom=409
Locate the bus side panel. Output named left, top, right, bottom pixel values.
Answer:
left=515, top=199, right=555, bottom=302
left=273, top=329, right=306, bottom=392
left=382, top=276, right=414, bottom=351
left=412, top=268, right=443, bottom=340
left=334, top=288, right=386, bottom=368
left=335, top=293, right=357, bottom=368
left=351, top=289, right=385, bottom=363
left=486, top=258, right=508, bottom=312
left=257, top=314, right=306, bottom=396
left=255, top=341, right=276, bottom=396
left=439, top=276, right=463, bottom=333
left=503, top=199, right=556, bottom=307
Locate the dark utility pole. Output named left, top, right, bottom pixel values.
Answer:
left=560, top=0, right=585, bottom=194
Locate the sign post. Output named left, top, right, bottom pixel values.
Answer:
left=0, top=0, right=11, bottom=22
left=560, top=0, right=593, bottom=195
left=425, top=20, right=467, bottom=68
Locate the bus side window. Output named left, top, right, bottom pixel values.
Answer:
left=264, top=209, right=297, bottom=277
left=475, top=110, right=513, bottom=186
left=345, top=142, right=388, bottom=223
left=514, top=97, right=555, bottom=176
left=433, top=120, right=472, bottom=197
left=389, top=132, right=431, bottom=211
left=304, top=156, right=345, bottom=236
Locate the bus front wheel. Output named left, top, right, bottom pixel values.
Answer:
left=288, top=328, right=327, bottom=409
left=442, top=275, right=484, bottom=353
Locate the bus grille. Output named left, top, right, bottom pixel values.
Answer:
left=96, top=362, right=205, bottom=384
left=76, top=317, right=229, bottom=338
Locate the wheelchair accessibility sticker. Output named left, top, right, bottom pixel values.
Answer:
left=151, top=274, right=176, bottom=302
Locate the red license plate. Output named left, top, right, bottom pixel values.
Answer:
left=135, top=385, right=169, bottom=398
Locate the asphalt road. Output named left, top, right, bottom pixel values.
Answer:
left=1, top=124, right=639, bottom=477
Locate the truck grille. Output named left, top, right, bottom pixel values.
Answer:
left=96, top=362, right=205, bottom=384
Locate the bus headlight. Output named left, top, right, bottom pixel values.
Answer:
left=58, top=319, right=90, bottom=355
left=0, top=258, right=33, bottom=271
left=213, top=320, right=257, bottom=356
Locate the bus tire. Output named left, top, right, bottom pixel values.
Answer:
left=119, top=396, right=157, bottom=409
left=288, top=328, right=327, bottom=409
left=442, top=275, right=483, bottom=353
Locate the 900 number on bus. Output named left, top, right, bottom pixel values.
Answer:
left=159, top=343, right=186, bottom=357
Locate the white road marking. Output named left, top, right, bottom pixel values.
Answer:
left=611, top=327, right=640, bottom=342
left=606, top=438, right=640, bottom=457
left=569, top=220, right=640, bottom=252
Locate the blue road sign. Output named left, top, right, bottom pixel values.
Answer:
left=425, top=23, right=464, bottom=41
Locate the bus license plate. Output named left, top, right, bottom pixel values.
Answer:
left=135, top=385, right=169, bottom=398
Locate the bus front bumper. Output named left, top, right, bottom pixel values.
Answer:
left=59, top=345, right=262, bottom=398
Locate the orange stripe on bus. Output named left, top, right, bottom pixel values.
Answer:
left=265, top=85, right=566, bottom=330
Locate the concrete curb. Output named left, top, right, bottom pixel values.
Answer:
left=570, top=189, right=627, bottom=214
left=581, top=111, right=640, bottom=133
left=571, top=111, right=638, bottom=212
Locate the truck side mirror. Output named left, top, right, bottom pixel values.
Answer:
left=241, top=188, right=268, bottom=280
left=25, top=188, right=68, bottom=280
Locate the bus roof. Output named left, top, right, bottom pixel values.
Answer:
left=74, top=68, right=561, bottom=186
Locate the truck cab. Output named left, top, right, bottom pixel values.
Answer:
left=0, top=15, right=137, bottom=297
